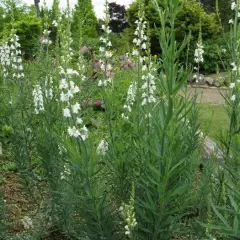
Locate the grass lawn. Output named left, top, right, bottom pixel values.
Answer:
left=198, top=103, right=229, bottom=139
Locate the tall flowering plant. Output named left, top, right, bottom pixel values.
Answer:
left=201, top=1, right=240, bottom=238
left=122, top=0, right=201, bottom=238
left=98, top=0, right=114, bottom=87
left=193, top=18, right=204, bottom=83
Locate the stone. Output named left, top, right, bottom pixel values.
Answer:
left=213, top=81, right=221, bottom=87
left=195, top=74, right=205, bottom=85
left=205, top=77, right=215, bottom=86
left=201, top=136, right=223, bottom=161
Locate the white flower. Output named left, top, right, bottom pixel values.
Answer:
left=60, top=164, right=71, bottom=179
left=69, top=81, right=80, bottom=94
left=32, top=85, right=44, bottom=114
left=63, top=108, right=71, bottom=118
left=52, top=20, right=58, bottom=27
left=76, top=117, right=83, bottom=124
left=72, top=102, right=81, bottom=114
left=132, top=49, right=139, bottom=56
left=231, top=94, right=236, bottom=101
left=231, top=1, right=236, bottom=10
left=43, top=29, right=51, bottom=36
left=229, top=82, right=236, bottom=89
left=142, top=65, right=147, bottom=71
left=68, top=126, right=80, bottom=137
left=141, top=98, right=147, bottom=106
left=107, top=64, right=112, bottom=71
left=79, top=125, right=88, bottom=140
left=124, top=104, right=132, bottom=112
left=60, top=79, right=68, bottom=89
left=100, top=37, right=107, bottom=43
left=99, top=47, right=105, bottom=53
left=231, top=62, right=237, bottom=71
left=21, top=216, right=33, bottom=230
left=229, top=19, right=234, bottom=24
left=97, top=139, right=108, bottom=155
left=194, top=42, right=204, bottom=63
left=98, top=80, right=103, bottom=87
left=67, top=68, right=79, bottom=76
left=66, top=89, right=74, bottom=99
left=105, top=51, right=113, bottom=58
left=141, top=43, right=147, bottom=50
left=121, top=113, right=129, bottom=121
left=149, top=95, right=156, bottom=103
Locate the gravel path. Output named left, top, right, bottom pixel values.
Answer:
left=186, top=86, right=227, bottom=104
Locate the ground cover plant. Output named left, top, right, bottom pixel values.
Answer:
left=0, top=0, right=240, bottom=239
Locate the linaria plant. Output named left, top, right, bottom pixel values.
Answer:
left=193, top=18, right=204, bottom=83
left=202, top=1, right=240, bottom=238
left=0, top=0, right=223, bottom=239
left=98, top=0, right=114, bottom=88
left=125, top=0, right=201, bottom=238
left=0, top=1, right=38, bottom=197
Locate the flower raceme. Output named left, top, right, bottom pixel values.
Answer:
left=41, top=29, right=52, bottom=45
left=229, top=1, right=240, bottom=25
left=32, top=85, right=44, bottom=114
left=0, top=44, right=11, bottom=78
left=98, top=21, right=114, bottom=87
left=122, top=82, right=137, bottom=121
left=0, top=33, right=24, bottom=80
left=132, top=18, right=147, bottom=56
left=141, top=59, right=157, bottom=106
left=96, top=139, right=108, bottom=155
left=59, top=66, right=88, bottom=140
left=194, top=42, right=204, bottom=64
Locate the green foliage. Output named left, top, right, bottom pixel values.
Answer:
left=72, top=0, right=98, bottom=49
left=181, top=36, right=229, bottom=73
left=0, top=8, right=41, bottom=59
left=14, top=15, right=41, bottom=58
left=175, top=0, right=220, bottom=41
left=110, top=33, right=131, bottom=54
left=127, top=0, right=221, bottom=54
left=201, top=0, right=232, bottom=29
left=203, top=8, right=240, bottom=238
left=1, top=0, right=239, bottom=239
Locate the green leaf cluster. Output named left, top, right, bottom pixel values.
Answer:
left=0, top=5, right=42, bottom=59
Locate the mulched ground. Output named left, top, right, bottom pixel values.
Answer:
left=0, top=172, right=35, bottom=235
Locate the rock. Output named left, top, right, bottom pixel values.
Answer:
left=194, top=74, right=205, bottom=85
left=201, top=136, right=223, bottom=161
left=205, top=77, right=215, bottom=86
left=213, top=81, right=221, bottom=87
left=188, top=74, right=195, bottom=83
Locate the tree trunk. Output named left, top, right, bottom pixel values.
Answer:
left=34, top=0, right=40, bottom=17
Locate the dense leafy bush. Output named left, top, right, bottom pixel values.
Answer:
left=180, top=36, right=229, bottom=74
left=127, top=0, right=220, bottom=55
left=0, top=4, right=41, bottom=59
